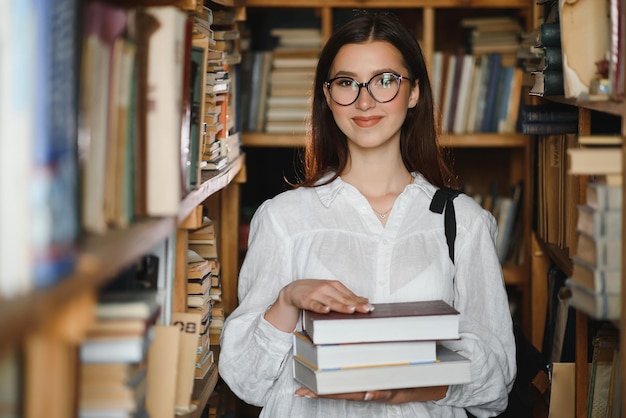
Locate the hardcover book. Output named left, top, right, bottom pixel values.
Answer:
left=301, top=300, right=460, bottom=345
left=571, top=257, right=620, bottom=294
left=292, top=331, right=437, bottom=370
left=293, top=345, right=471, bottom=395
left=565, top=279, right=620, bottom=321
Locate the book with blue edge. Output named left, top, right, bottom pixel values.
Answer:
left=292, top=330, right=438, bottom=370
left=293, top=345, right=471, bottom=395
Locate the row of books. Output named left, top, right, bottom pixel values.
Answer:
left=0, top=0, right=246, bottom=300
left=293, top=300, right=470, bottom=394
left=432, top=51, right=524, bottom=135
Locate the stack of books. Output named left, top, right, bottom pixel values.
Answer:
left=529, top=21, right=564, bottom=98
left=79, top=290, right=159, bottom=417
left=566, top=180, right=622, bottom=320
left=292, top=300, right=471, bottom=395
left=565, top=134, right=622, bottom=320
left=264, top=28, right=320, bottom=134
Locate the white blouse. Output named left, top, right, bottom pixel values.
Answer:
left=219, top=173, right=516, bottom=418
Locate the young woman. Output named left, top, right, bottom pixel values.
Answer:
left=219, top=12, right=516, bottom=417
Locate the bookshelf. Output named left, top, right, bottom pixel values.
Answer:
left=528, top=1, right=626, bottom=416
left=531, top=98, right=625, bottom=417
left=0, top=0, right=246, bottom=417
left=239, top=0, right=537, bottom=340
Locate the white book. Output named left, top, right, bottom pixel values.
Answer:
left=576, top=204, right=621, bottom=238
left=293, top=345, right=471, bottom=395
left=144, top=6, right=187, bottom=216
left=0, top=0, right=36, bottom=296
left=293, top=331, right=437, bottom=370
left=453, top=54, right=476, bottom=134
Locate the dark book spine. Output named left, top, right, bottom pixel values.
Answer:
left=521, top=121, right=578, bottom=135
left=522, top=105, right=579, bottom=122
left=539, top=22, right=561, bottom=47
left=543, top=45, right=563, bottom=71
left=542, top=70, right=565, bottom=96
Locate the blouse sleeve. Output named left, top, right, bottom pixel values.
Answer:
left=217, top=200, right=296, bottom=406
left=435, top=208, right=517, bottom=416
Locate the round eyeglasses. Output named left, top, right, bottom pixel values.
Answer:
left=324, top=72, right=412, bottom=106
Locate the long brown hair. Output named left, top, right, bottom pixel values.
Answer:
left=299, top=12, right=455, bottom=189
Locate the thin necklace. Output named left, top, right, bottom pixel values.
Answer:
left=376, top=208, right=392, bottom=219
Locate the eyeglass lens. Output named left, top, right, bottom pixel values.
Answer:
left=328, top=73, right=402, bottom=105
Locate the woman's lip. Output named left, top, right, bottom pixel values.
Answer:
left=352, top=116, right=382, bottom=127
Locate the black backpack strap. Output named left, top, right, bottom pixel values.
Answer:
left=429, top=187, right=462, bottom=263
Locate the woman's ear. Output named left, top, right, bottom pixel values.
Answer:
left=408, top=82, right=420, bottom=109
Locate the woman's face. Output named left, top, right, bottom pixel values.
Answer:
left=324, top=40, right=419, bottom=152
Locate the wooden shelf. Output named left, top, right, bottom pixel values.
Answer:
left=178, top=154, right=245, bottom=223
left=546, top=96, right=625, bottom=118
left=0, top=155, right=245, bottom=356
left=182, top=363, right=219, bottom=418
left=0, top=217, right=174, bottom=355
left=245, top=0, right=529, bottom=8
left=242, top=132, right=528, bottom=148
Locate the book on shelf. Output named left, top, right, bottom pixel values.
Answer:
left=142, top=6, right=187, bottom=217
left=146, top=325, right=179, bottom=418
left=570, top=257, right=620, bottom=294
left=576, top=204, right=621, bottom=239
left=80, top=334, right=151, bottom=364
left=79, top=363, right=147, bottom=415
left=567, top=147, right=622, bottom=176
left=79, top=1, right=129, bottom=234
left=609, top=0, right=625, bottom=101
left=96, top=290, right=160, bottom=321
left=293, top=345, right=471, bottom=395
left=587, top=327, right=619, bottom=418
left=575, top=231, right=621, bottom=270
left=585, top=181, right=623, bottom=211
left=577, top=135, right=623, bottom=146
left=528, top=69, right=565, bottom=97
left=558, top=0, right=611, bottom=99
left=292, top=331, right=437, bottom=371
left=30, top=0, right=80, bottom=288
left=171, top=312, right=202, bottom=411
left=565, top=278, right=620, bottom=320
left=521, top=120, right=577, bottom=135
left=520, top=104, right=579, bottom=123
left=301, top=300, right=460, bottom=345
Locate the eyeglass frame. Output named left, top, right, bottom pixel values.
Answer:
left=323, top=72, right=414, bottom=106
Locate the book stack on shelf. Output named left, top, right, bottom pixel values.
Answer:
left=293, top=300, right=470, bottom=395
left=79, top=289, right=160, bottom=418
left=529, top=21, right=564, bottom=98
left=461, top=16, right=523, bottom=59
left=263, top=28, right=320, bottom=134
left=207, top=7, right=241, bottom=171
left=186, top=217, right=224, bottom=349
left=565, top=135, right=623, bottom=320
left=186, top=252, right=214, bottom=380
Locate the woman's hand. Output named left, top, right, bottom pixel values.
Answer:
left=294, top=386, right=449, bottom=404
left=264, top=279, right=372, bottom=332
